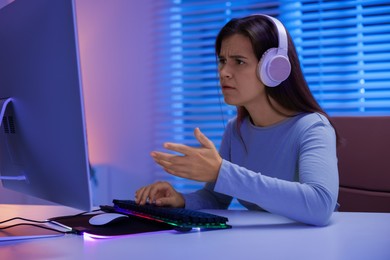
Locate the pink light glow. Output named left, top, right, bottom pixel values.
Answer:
left=83, top=229, right=177, bottom=240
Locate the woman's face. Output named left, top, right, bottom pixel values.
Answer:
left=218, top=34, right=266, bottom=108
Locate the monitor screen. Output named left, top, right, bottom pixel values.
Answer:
left=0, top=0, right=92, bottom=211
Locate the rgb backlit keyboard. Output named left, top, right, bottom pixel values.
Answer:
left=102, top=199, right=231, bottom=232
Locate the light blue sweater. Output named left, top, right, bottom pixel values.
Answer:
left=183, top=113, right=339, bottom=226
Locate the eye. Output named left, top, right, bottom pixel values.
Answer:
left=218, top=57, right=226, bottom=65
left=236, top=59, right=245, bottom=65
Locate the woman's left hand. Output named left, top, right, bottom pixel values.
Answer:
left=150, top=128, right=222, bottom=182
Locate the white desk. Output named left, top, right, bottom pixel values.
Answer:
left=0, top=204, right=389, bottom=260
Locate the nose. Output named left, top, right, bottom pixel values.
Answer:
left=219, top=64, right=232, bottom=79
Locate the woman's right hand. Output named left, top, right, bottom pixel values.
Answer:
left=134, top=181, right=185, bottom=208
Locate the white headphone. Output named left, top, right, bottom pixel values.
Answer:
left=256, top=14, right=291, bottom=87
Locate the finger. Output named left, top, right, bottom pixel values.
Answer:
left=194, top=127, right=214, bottom=148
left=151, top=151, right=177, bottom=164
left=148, top=182, right=169, bottom=203
left=136, top=187, right=147, bottom=204
left=138, top=185, right=152, bottom=205
left=135, top=187, right=144, bottom=203
left=145, top=182, right=174, bottom=207
left=151, top=155, right=175, bottom=171
left=153, top=185, right=179, bottom=207
left=155, top=197, right=174, bottom=207
left=159, top=154, right=195, bottom=176
left=152, top=152, right=190, bottom=172
left=163, top=142, right=194, bottom=155
left=135, top=186, right=148, bottom=203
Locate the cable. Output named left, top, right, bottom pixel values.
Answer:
left=0, top=209, right=102, bottom=235
left=0, top=223, right=76, bottom=234
left=0, top=217, right=49, bottom=225
left=49, top=208, right=101, bottom=221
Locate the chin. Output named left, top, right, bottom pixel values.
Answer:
left=223, top=98, right=238, bottom=106
left=223, top=98, right=233, bottom=105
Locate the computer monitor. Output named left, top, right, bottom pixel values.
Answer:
left=0, top=0, right=92, bottom=211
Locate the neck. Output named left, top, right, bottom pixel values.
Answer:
left=245, top=98, right=297, bottom=127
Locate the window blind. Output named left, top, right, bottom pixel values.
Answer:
left=151, top=0, right=390, bottom=203
left=282, top=0, right=390, bottom=115
left=151, top=1, right=281, bottom=198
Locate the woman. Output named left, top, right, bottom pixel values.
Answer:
left=135, top=15, right=339, bottom=226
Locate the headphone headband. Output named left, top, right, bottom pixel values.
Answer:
left=257, top=14, right=288, bottom=56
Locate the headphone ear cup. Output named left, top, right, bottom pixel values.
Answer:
left=258, top=48, right=291, bottom=87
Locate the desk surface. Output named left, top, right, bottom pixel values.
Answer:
left=0, top=204, right=389, bottom=260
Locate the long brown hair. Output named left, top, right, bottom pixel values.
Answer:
left=215, top=15, right=339, bottom=143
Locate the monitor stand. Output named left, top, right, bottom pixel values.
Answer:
left=0, top=97, right=27, bottom=181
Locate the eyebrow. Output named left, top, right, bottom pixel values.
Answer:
left=218, top=55, right=249, bottom=59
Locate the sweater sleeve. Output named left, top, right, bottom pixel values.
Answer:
left=214, top=121, right=339, bottom=226
left=182, top=182, right=232, bottom=210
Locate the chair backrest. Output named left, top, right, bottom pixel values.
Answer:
left=331, top=116, right=390, bottom=212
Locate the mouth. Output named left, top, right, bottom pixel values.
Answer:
left=222, top=85, right=235, bottom=90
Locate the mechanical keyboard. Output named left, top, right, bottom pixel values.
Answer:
left=101, top=199, right=231, bottom=232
